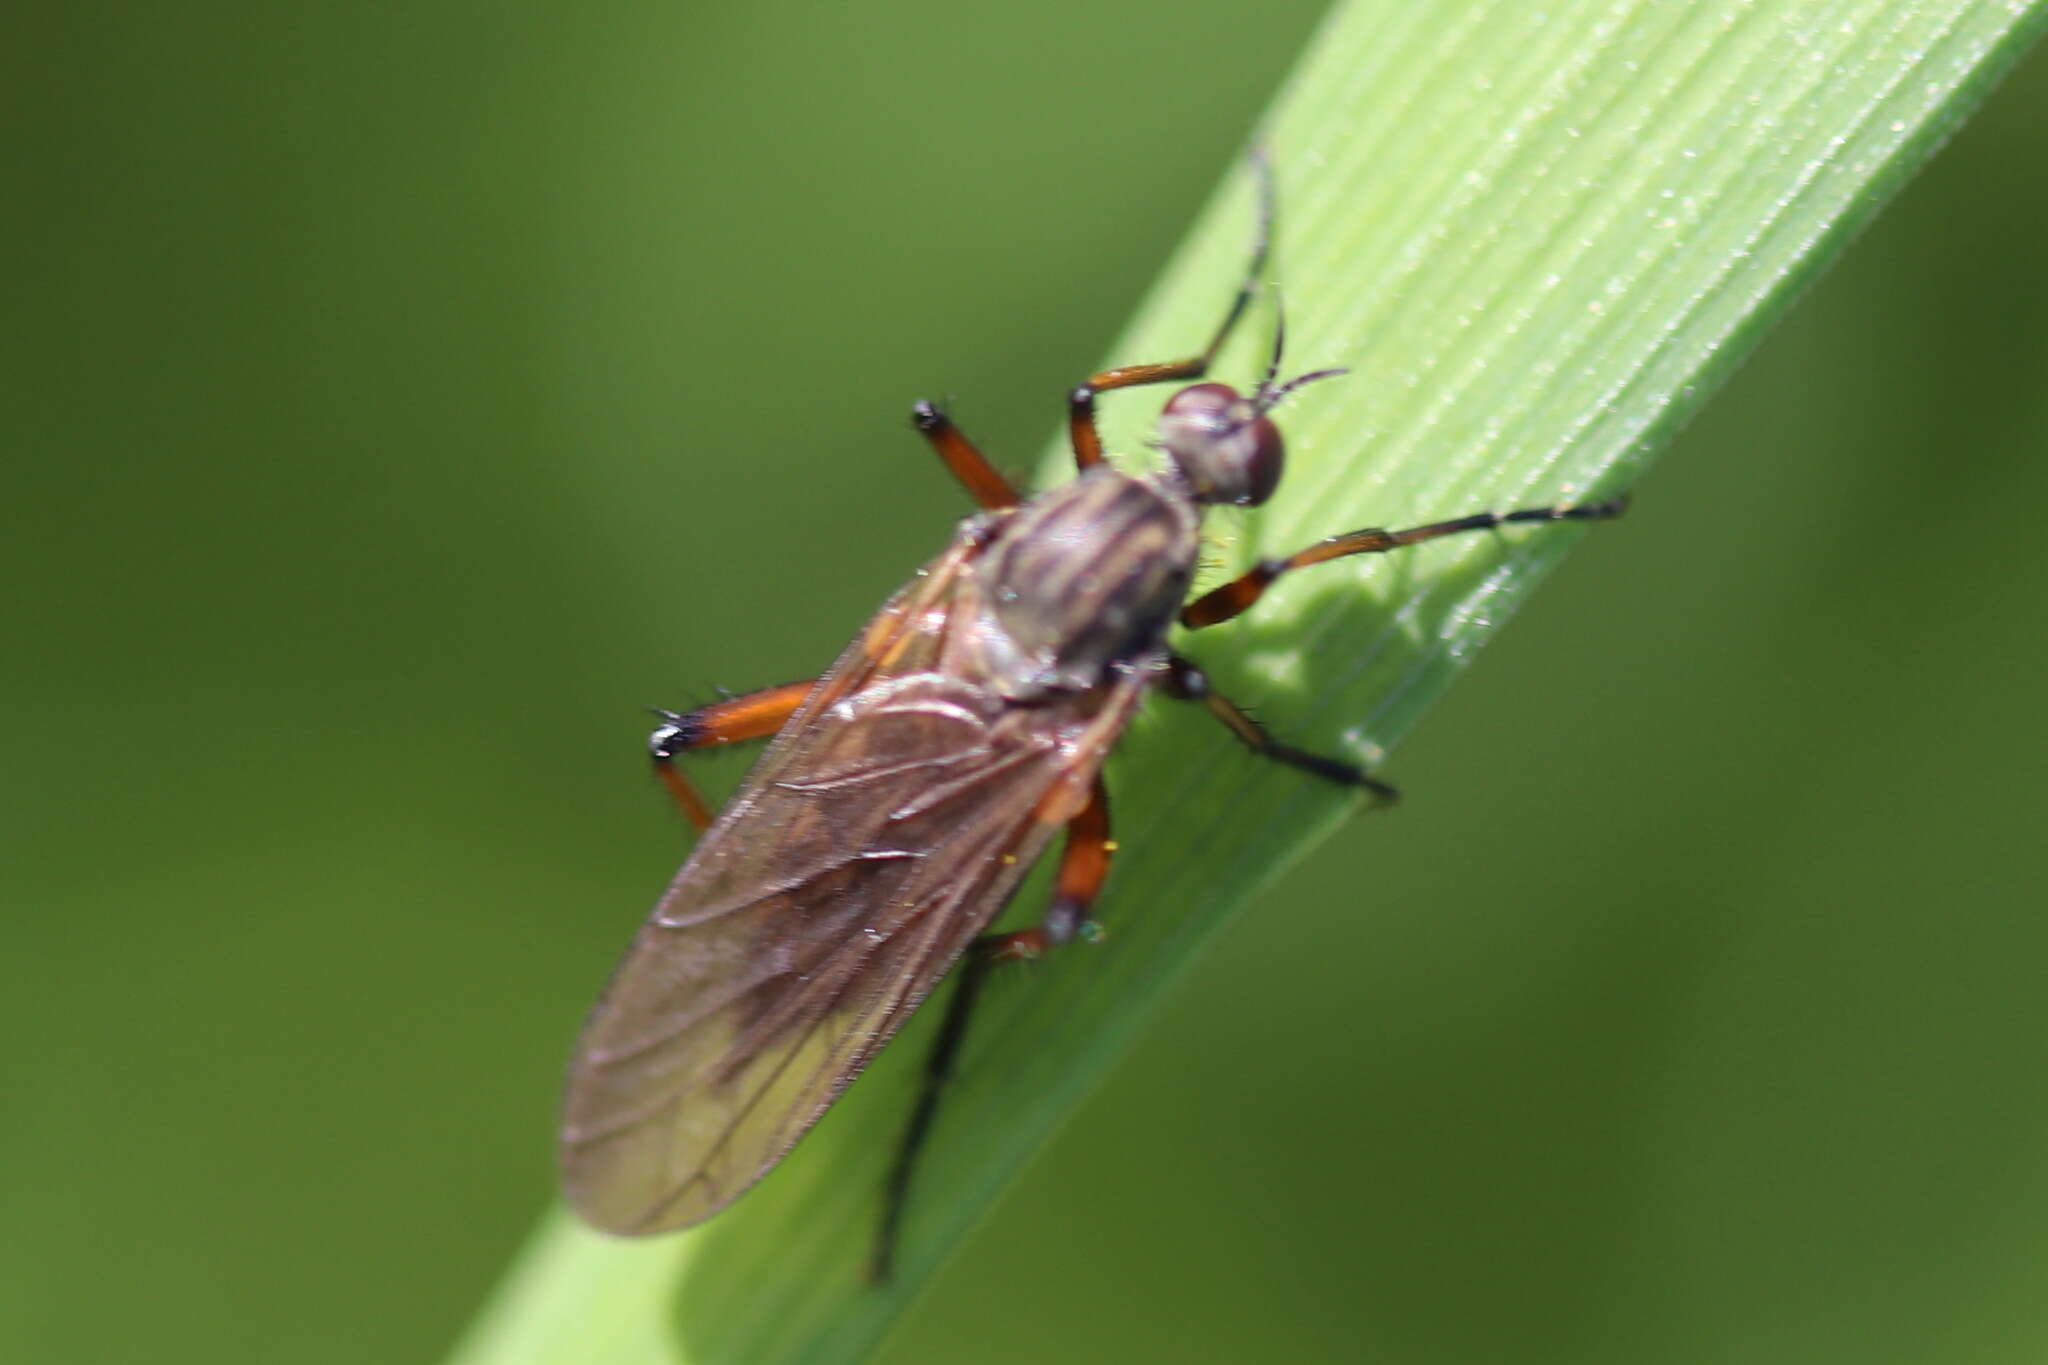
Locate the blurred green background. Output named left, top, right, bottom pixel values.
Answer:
left=10, top=3, right=2048, bottom=1362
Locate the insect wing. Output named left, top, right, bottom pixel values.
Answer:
left=560, top=543, right=1142, bottom=1235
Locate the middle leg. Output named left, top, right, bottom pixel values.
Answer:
left=1181, top=495, right=1631, bottom=629
left=647, top=679, right=814, bottom=829
left=1163, top=653, right=1397, bottom=801
left=871, top=774, right=1115, bottom=1281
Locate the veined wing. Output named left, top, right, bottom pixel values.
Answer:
left=560, top=540, right=1145, bottom=1235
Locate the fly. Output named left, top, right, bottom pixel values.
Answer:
left=558, top=157, right=1627, bottom=1277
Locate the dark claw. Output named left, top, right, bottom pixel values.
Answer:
left=646, top=707, right=704, bottom=760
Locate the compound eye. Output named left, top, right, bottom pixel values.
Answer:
left=1160, top=383, right=1237, bottom=433
left=1235, top=413, right=1283, bottom=507
left=1159, top=383, right=1284, bottom=506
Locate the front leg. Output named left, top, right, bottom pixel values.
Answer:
left=910, top=401, right=1021, bottom=511
left=1066, top=151, right=1275, bottom=472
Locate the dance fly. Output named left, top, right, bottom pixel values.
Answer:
left=557, top=162, right=1626, bottom=1275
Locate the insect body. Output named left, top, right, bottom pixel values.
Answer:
left=559, top=172, right=1625, bottom=1271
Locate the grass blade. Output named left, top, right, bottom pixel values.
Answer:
left=449, top=2, right=2047, bottom=1361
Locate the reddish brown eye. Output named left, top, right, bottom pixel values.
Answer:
left=1158, top=383, right=1284, bottom=506
left=1168, top=382, right=1233, bottom=410
left=1161, top=382, right=1237, bottom=431
left=1237, top=413, right=1283, bottom=506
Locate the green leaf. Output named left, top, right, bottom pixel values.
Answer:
left=448, top=2, right=2047, bottom=1362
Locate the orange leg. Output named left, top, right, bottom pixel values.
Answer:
left=873, top=775, right=1114, bottom=1281
left=1181, top=496, right=1631, bottom=629
left=910, top=400, right=1021, bottom=510
left=1067, top=152, right=1275, bottom=471
left=647, top=680, right=814, bottom=830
